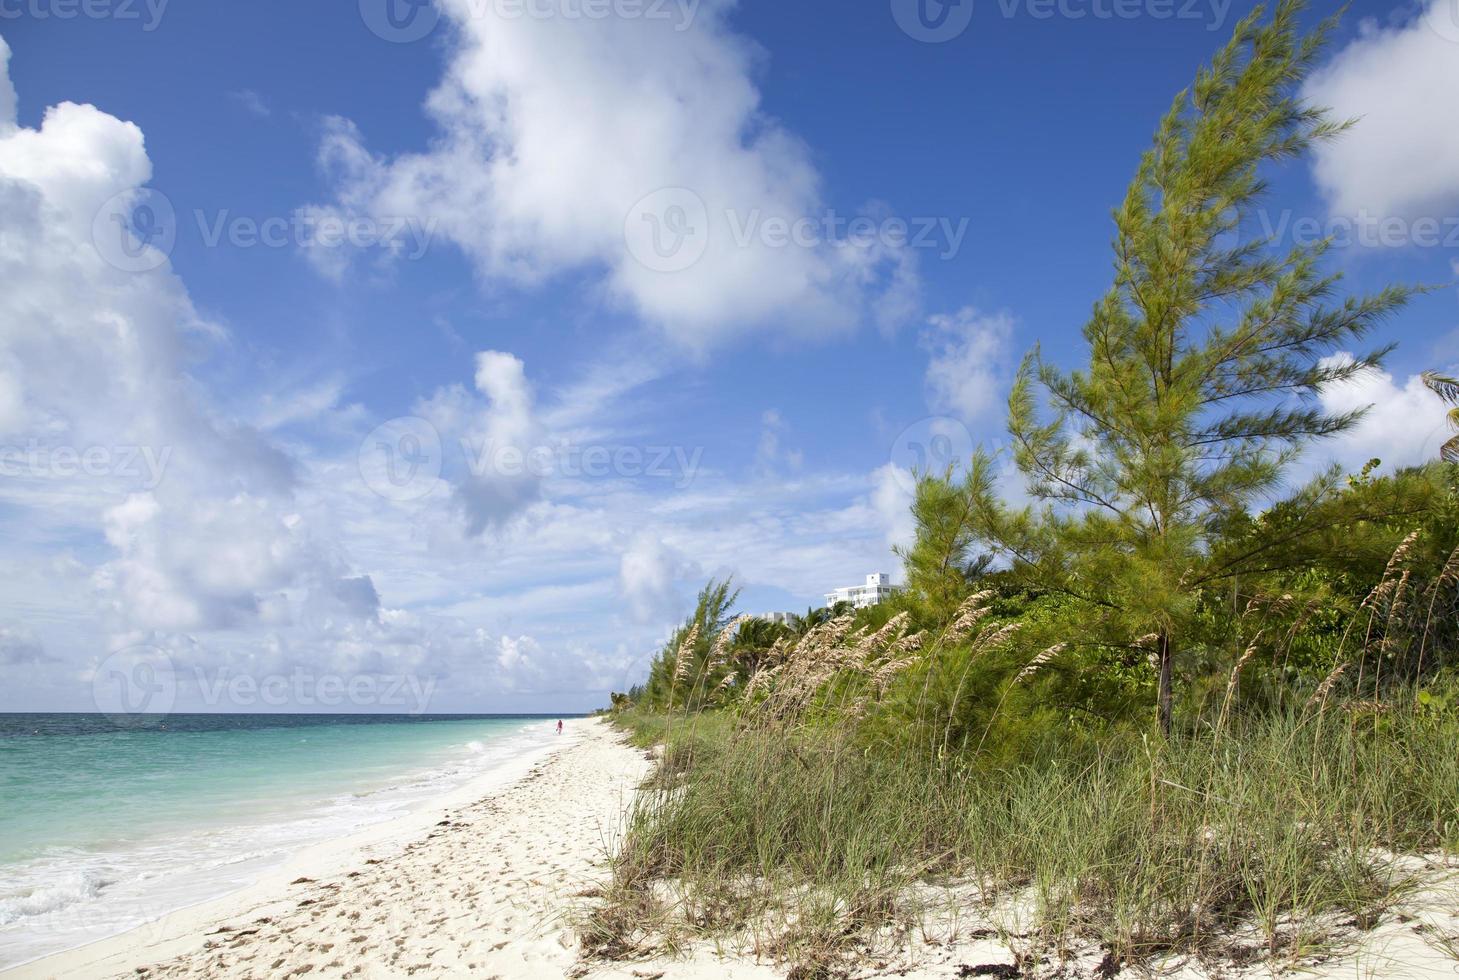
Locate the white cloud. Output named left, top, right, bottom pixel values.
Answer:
left=229, top=88, right=270, bottom=119
left=538, top=342, right=670, bottom=441
left=0, top=361, right=23, bottom=434
left=94, top=491, right=358, bottom=633
left=0, top=41, right=449, bottom=695
left=0, top=623, right=48, bottom=665
left=0, top=43, right=333, bottom=639
left=305, top=0, right=920, bottom=349
left=417, top=350, right=546, bottom=537
left=1313, top=355, right=1452, bottom=472
left=921, top=307, right=1013, bottom=423
left=870, top=463, right=915, bottom=558
left=0, top=33, right=926, bottom=711
left=0, top=37, right=14, bottom=137
left=755, top=409, right=803, bottom=473
left=253, top=377, right=350, bottom=432
left=618, top=532, right=697, bottom=624
left=1304, top=2, right=1459, bottom=220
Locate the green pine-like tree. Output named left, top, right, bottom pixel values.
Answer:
left=964, top=0, right=1412, bottom=734
left=639, top=578, right=740, bottom=710
left=896, top=467, right=994, bottom=621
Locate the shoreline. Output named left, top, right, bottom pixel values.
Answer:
left=9, top=717, right=1456, bottom=979
left=0, top=716, right=563, bottom=973
left=5, top=718, right=639, bottom=979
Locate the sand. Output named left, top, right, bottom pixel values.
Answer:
left=7, top=718, right=670, bottom=980
left=9, top=718, right=1457, bottom=980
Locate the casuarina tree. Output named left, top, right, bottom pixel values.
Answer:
left=964, top=0, right=1412, bottom=734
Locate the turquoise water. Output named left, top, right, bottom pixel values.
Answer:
left=0, top=713, right=564, bottom=967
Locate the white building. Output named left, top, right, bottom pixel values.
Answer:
left=757, top=611, right=795, bottom=625
left=825, top=572, right=895, bottom=610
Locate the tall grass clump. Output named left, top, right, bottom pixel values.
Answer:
left=596, top=691, right=1459, bottom=972
left=590, top=525, right=1459, bottom=973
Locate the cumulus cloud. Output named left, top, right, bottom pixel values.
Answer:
left=417, top=350, right=547, bottom=537
left=0, top=41, right=395, bottom=661
left=94, top=492, right=372, bottom=633
left=304, top=0, right=920, bottom=349
left=1312, top=356, right=1453, bottom=473
left=0, top=624, right=49, bottom=665
left=1303, top=2, right=1459, bottom=221
left=0, top=33, right=926, bottom=711
left=870, top=463, right=916, bottom=555
left=0, top=41, right=645, bottom=705
left=921, top=307, right=1013, bottom=423
left=618, top=532, right=698, bottom=624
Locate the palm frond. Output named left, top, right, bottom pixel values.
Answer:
left=1422, top=371, right=1459, bottom=406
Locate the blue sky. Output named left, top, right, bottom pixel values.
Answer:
left=1, top=0, right=1456, bottom=713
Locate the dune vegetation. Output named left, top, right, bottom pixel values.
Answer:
left=589, top=2, right=1459, bottom=975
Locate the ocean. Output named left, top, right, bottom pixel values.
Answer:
left=0, top=712, right=565, bottom=969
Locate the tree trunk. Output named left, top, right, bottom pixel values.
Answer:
left=1157, top=631, right=1173, bottom=736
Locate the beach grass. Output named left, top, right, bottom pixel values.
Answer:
left=591, top=698, right=1459, bottom=974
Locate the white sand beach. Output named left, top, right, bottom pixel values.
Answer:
left=9, top=718, right=1457, bottom=980
left=6, top=719, right=659, bottom=980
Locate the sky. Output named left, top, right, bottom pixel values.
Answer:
left=0, top=0, right=1456, bottom=714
